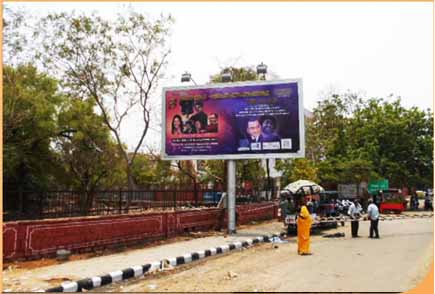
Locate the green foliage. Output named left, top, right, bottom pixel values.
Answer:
left=346, top=98, right=433, bottom=188
left=3, top=64, right=64, bottom=190
left=237, top=160, right=265, bottom=189
left=35, top=9, right=173, bottom=189
left=200, top=160, right=225, bottom=185
left=308, top=91, right=433, bottom=190
left=55, top=98, right=126, bottom=193
left=209, top=66, right=259, bottom=83
left=173, top=160, right=197, bottom=184
left=3, top=6, right=31, bottom=66
left=130, top=154, right=173, bottom=187
left=276, top=158, right=319, bottom=187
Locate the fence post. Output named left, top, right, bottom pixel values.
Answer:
left=127, top=190, right=131, bottom=213
left=39, top=192, right=43, bottom=219
left=194, top=181, right=198, bottom=207
left=18, top=186, right=24, bottom=214
left=173, top=191, right=177, bottom=210
left=118, top=189, right=122, bottom=214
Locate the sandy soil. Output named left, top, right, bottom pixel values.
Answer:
left=102, top=217, right=434, bottom=293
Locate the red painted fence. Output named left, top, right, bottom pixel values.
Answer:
left=3, top=203, right=278, bottom=261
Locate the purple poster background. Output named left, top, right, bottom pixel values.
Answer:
left=163, top=81, right=303, bottom=159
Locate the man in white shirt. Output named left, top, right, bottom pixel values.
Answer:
left=348, top=199, right=362, bottom=238
left=367, top=199, right=380, bottom=238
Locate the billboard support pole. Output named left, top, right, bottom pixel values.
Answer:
left=227, top=159, right=236, bottom=234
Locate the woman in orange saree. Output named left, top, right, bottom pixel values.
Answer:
left=297, top=202, right=313, bottom=255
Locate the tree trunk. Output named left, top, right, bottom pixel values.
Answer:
left=79, top=190, right=88, bottom=216
left=126, top=164, right=137, bottom=211
left=194, top=178, right=198, bottom=207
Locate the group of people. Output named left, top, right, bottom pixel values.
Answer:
left=295, top=197, right=381, bottom=256
left=410, top=191, right=433, bottom=211
left=171, top=100, right=219, bottom=135
left=347, top=198, right=380, bottom=239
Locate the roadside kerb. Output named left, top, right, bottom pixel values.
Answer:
left=44, top=234, right=277, bottom=292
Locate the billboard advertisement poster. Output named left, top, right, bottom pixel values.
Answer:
left=162, top=79, right=304, bottom=160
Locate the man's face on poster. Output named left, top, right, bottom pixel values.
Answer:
left=262, top=118, right=275, bottom=134
left=247, top=120, right=262, bottom=138
left=209, top=114, right=217, bottom=125
left=194, top=103, right=203, bottom=113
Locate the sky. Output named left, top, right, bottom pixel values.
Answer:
left=7, top=2, right=434, bottom=151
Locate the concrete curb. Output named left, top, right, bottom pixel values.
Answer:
left=44, top=234, right=277, bottom=292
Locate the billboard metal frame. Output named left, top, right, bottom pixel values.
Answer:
left=161, top=79, right=305, bottom=160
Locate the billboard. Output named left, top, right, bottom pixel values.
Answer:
left=162, top=79, right=304, bottom=160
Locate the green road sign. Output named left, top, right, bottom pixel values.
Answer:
left=368, top=179, right=389, bottom=194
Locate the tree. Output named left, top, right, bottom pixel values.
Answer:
left=308, top=90, right=433, bottom=191
left=210, top=66, right=259, bottom=83
left=237, top=160, right=266, bottom=191
left=35, top=10, right=173, bottom=192
left=276, top=158, right=319, bottom=187
left=55, top=98, right=126, bottom=213
left=306, top=91, right=364, bottom=163
left=3, top=6, right=33, bottom=66
left=3, top=65, right=77, bottom=214
left=130, top=153, right=173, bottom=188
left=3, top=65, right=68, bottom=191
left=346, top=98, right=433, bottom=189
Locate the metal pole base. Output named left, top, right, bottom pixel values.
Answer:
left=227, top=160, right=236, bottom=235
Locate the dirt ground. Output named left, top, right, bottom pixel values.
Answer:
left=101, top=216, right=434, bottom=293
left=1, top=220, right=283, bottom=292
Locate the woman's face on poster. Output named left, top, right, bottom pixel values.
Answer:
left=195, top=120, right=202, bottom=130
left=173, top=117, right=181, bottom=128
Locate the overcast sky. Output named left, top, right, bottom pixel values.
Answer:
left=9, top=2, right=433, bottom=151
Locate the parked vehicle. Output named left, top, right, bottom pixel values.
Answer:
left=280, top=181, right=338, bottom=235
left=377, top=189, right=407, bottom=214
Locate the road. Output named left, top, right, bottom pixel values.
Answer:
left=101, top=217, right=433, bottom=292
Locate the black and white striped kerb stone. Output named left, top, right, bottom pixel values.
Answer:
left=44, top=235, right=271, bottom=292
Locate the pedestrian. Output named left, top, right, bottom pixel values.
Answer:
left=348, top=199, right=362, bottom=238
left=279, top=193, right=289, bottom=221
left=312, top=199, right=319, bottom=214
left=297, top=199, right=313, bottom=255
left=378, top=190, right=384, bottom=207
left=367, top=199, right=380, bottom=238
left=307, top=198, right=313, bottom=213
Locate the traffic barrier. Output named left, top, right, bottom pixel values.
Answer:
left=44, top=235, right=272, bottom=292
left=307, top=212, right=434, bottom=224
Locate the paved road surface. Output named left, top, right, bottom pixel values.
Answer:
left=102, top=217, right=433, bottom=292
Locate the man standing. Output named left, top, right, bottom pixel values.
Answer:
left=279, top=194, right=289, bottom=221
left=367, top=199, right=380, bottom=238
left=348, top=199, right=362, bottom=238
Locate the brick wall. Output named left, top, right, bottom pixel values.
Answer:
left=3, top=203, right=278, bottom=261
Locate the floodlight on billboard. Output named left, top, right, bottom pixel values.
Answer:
left=161, top=79, right=305, bottom=160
